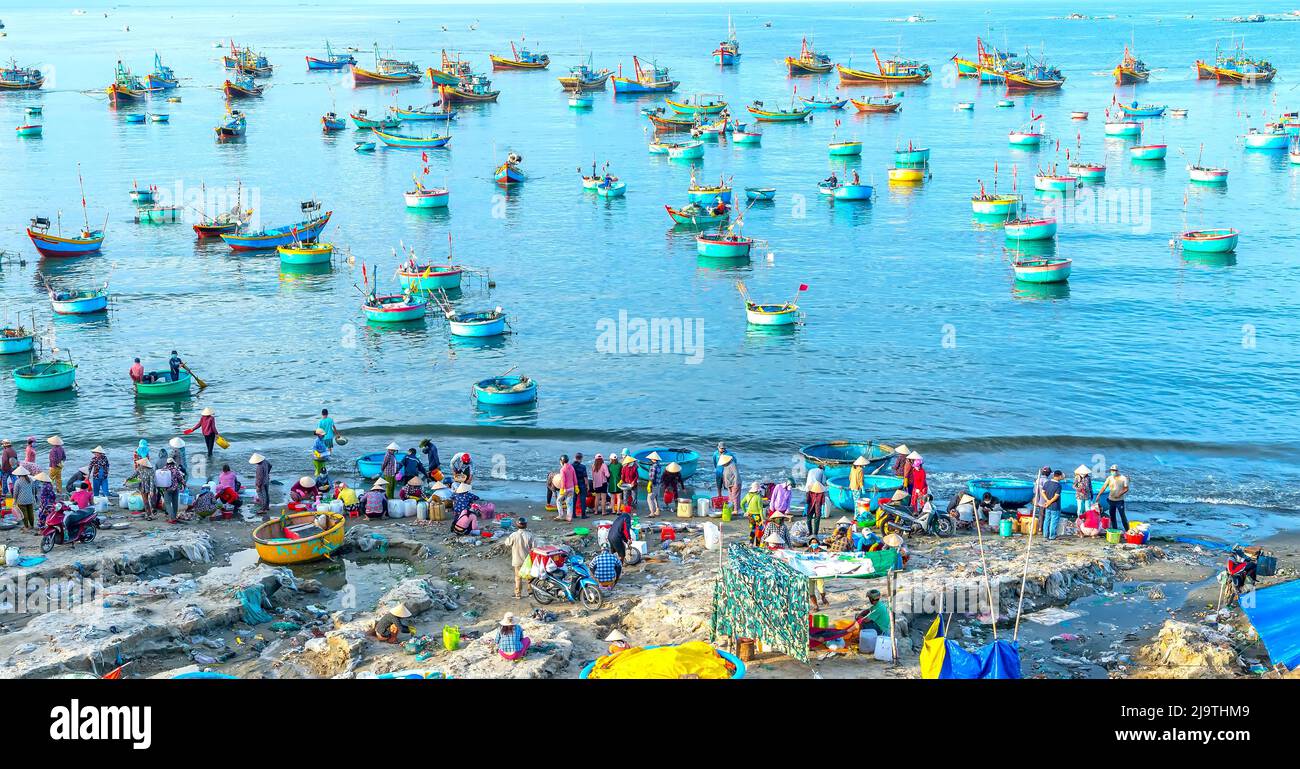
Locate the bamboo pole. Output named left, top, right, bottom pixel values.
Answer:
left=1012, top=511, right=1036, bottom=640
left=972, top=497, right=998, bottom=639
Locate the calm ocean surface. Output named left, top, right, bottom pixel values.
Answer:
left=1, top=1, right=1298, bottom=534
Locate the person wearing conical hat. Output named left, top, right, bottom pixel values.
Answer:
left=372, top=602, right=414, bottom=643
left=381, top=442, right=401, bottom=499
left=87, top=446, right=110, bottom=499
left=289, top=475, right=318, bottom=504
left=183, top=407, right=220, bottom=456
left=309, top=428, right=331, bottom=478
left=399, top=474, right=425, bottom=501
left=891, top=444, right=911, bottom=477
left=10, top=466, right=35, bottom=529
left=741, top=481, right=765, bottom=544
left=1072, top=464, right=1093, bottom=518
left=605, top=629, right=632, bottom=654
left=495, top=612, right=531, bottom=661
left=46, top=436, right=66, bottom=492
left=712, top=441, right=736, bottom=497
left=642, top=452, right=665, bottom=518
left=661, top=460, right=685, bottom=512
left=717, top=454, right=741, bottom=517
left=848, top=455, right=869, bottom=501
left=618, top=451, right=639, bottom=513
left=33, top=470, right=57, bottom=527
left=249, top=452, right=272, bottom=517
left=826, top=516, right=855, bottom=552
left=765, top=509, right=791, bottom=547
left=359, top=479, right=388, bottom=519
left=450, top=483, right=481, bottom=534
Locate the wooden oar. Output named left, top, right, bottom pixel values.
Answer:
left=180, top=361, right=207, bottom=389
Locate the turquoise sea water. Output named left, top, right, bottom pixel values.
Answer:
left=0, top=1, right=1298, bottom=535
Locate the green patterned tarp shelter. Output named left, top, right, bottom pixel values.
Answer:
left=711, top=543, right=810, bottom=663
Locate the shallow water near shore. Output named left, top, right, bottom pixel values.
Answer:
left=0, top=0, right=1298, bottom=532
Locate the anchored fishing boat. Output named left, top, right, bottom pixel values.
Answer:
left=1011, top=255, right=1072, bottom=283
left=666, top=140, right=705, bottom=160
left=404, top=178, right=449, bottom=208
left=253, top=512, right=345, bottom=565
left=0, top=326, right=35, bottom=355
left=193, top=183, right=251, bottom=238
left=743, top=300, right=799, bottom=327
left=393, top=103, right=455, bottom=121
left=557, top=53, right=611, bottom=90
left=687, top=174, right=733, bottom=204
left=1197, top=42, right=1276, bottom=84
left=143, top=53, right=178, bottom=91
left=437, top=72, right=500, bottom=103
left=799, top=94, right=848, bottom=110
left=744, top=187, right=776, bottom=201
left=439, top=291, right=507, bottom=336
left=353, top=45, right=422, bottom=85
left=828, top=140, right=862, bottom=156
left=122, top=113, right=147, bottom=124
left=321, top=112, right=346, bottom=132
left=666, top=93, right=727, bottom=115
left=350, top=109, right=400, bottom=130
left=837, top=50, right=931, bottom=84
left=800, top=442, right=895, bottom=472
left=1129, top=143, right=1168, bottom=161
left=850, top=95, right=901, bottom=114
left=106, top=60, right=146, bottom=103
left=1113, top=45, right=1149, bottom=84
left=1180, top=228, right=1238, bottom=253
left=398, top=257, right=463, bottom=293
left=1071, top=110, right=1089, bottom=120
left=1188, top=164, right=1228, bottom=184
left=150, top=113, right=169, bottom=123
left=29, top=168, right=104, bottom=256
left=1033, top=168, right=1078, bottom=192
left=971, top=179, right=1021, bottom=217
left=363, top=292, right=428, bottom=323
left=1243, top=127, right=1288, bottom=150
left=665, top=202, right=729, bottom=226
left=224, top=42, right=273, bottom=77
left=13, top=360, right=77, bottom=393
left=373, top=130, right=450, bottom=149
left=15, top=123, right=41, bottom=137
left=714, top=16, right=741, bottom=66
left=696, top=227, right=753, bottom=259
left=49, top=284, right=109, bottom=314
left=1004, top=217, right=1058, bottom=241
left=731, top=121, right=762, bottom=144
left=214, top=109, right=247, bottom=140
left=645, top=107, right=697, bottom=131
left=0, top=59, right=44, bottom=90
left=1001, top=50, right=1065, bottom=90
left=785, top=37, right=832, bottom=75
left=818, top=177, right=873, bottom=200
left=221, top=200, right=330, bottom=251
left=473, top=375, right=537, bottom=406
left=277, top=241, right=334, bottom=266
left=134, top=369, right=193, bottom=398
left=495, top=152, right=526, bottom=186
left=1068, top=162, right=1106, bottom=182
left=490, top=39, right=549, bottom=70
left=746, top=99, right=811, bottom=122
left=1117, top=101, right=1164, bottom=118
left=595, top=177, right=627, bottom=197
left=1103, top=118, right=1141, bottom=137
left=306, top=40, right=356, bottom=70
left=612, top=56, right=678, bottom=94
left=1008, top=123, right=1044, bottom=146
left=568, top=89, right=594, bottom=109
left=223, top=73, right=263, bottom=98
left=955, top=38, right=1022, bottom=82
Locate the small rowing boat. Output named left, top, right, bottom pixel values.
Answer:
left=818, top=179, right=873, bottom=200
left=1129, top=143, right=1167, bottom=161
left=473, top=375, right=537, bottom=406
left=13, top=360, right=77, bottom=393
left=595, top=177, right=627, bottom=197
left=1004, top=217, right=1057, bottom=241
left=665, top=202, right=728, bottom=226
left=667, top=139, right=705, bottom=160
left=850, top=95, right=900, bottom=114
left=404, top=178, right=449, bottom=208
left=1243, top=127, right=1288, bottom=150
left=1011, top=256, right=1071, bottom=283
left=364, top=292, right=428, bottom=323
left=799, top=94, right=847, bottom=110
left=0, top=327, right=35, bottom=355
left=321, top=112, right=346, bottom=132
left=1103, top=119, right=1141, bottom=137
left=135, top=369, right=193, bottom=398
left=1071, top=111, right=1089, bottom=120
left=445, top=307, right=507, bottom=337
left=1188, top=164, right=1228, bottom=184
left=1180, top=228, right=1238, bottom=253
left=350, top=109, right=400, bottom=130
left=745, top=187, right=776, bottom=201
left=687, top=175, right=732, bottom=204
left=393, top=103, right=455, bottom=121
left=49, top=285, right=109, bottom=315
left=399, top=263, right=462, bottom=292
left=1117, top=101, right=1164, bottom=118
left=1033, top=170, right=1077, bottom=192
left=495, top=152, right=526, bottom=186
left=1068, top=162, right=1106, bottom=182
left=253, top=512, right=345, bottom=565
left=731, top=122, right=762, bottom=144
left=696, top=228, right=753, bottom=258
left=373, top=130, right=451, bottom=149
left=15, top=123, right=41, bottom=137
left=278, top=241, right=334, bottom=266
left=828, top=140, right=862, bottom=156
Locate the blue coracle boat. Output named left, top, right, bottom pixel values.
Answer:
left=473, top=375, right=537, bottom=405
left=799, top=441, right=895, bottom=472
left=632, top=448, right=700, bottom=480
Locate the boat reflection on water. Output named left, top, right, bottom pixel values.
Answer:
left=133, top=397, right=194, bottom=418
left=448, top=333, right=508, bottom=351
left=1183, top=251, right=1237, bottom=268
left=405, top=206, right=451, bottom=223
left=1011, top=239, right=1057, bottom=258
left=745, top=323, right=798, bottom=344
left=696, top=254, right=752, bottom=270
left=363, top=316, right=426, bottom=332
left=279, top=262, right=334, bottom=281
left=474, top=400, right=539, bottom=423
left=1012, top=280, right=1070, bottom=301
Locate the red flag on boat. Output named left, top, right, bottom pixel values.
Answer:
left=421, top=151, right=428, bottom=162
left=423, top=166, right=429, bottom=175
left=994, top=161, right=998, bottom=174
left=362, top=264, right=368, bottom=285
left=798, top=284, right=809, bottom=291
left=1030, top=112, right=1042, bottom=122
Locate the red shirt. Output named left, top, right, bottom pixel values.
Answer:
left=129, top=363, right=144, bottom=382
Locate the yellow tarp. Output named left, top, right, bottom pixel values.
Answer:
left=587, top=642, right=734, bottom=679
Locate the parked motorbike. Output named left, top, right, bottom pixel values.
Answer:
left=530, top=557, right=603, bottom=610
left=40, top=502, right=103, bottom=553
left=877, top=502, right=955, bottom=538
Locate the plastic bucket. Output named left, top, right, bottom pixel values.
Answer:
left=702, top=521, right=720, bottom=550
left=1105, top=528, right=1122, bottom=544
left=677, top=500, right=693, bottom=518
left=442, top=625, right=460, bottom=651
left=696, top=498, right=710, bottom=517
left=812, top=613, right=829, bottom=629
left=596, top=521, right=612, bottom=544
left=999, top=518, right=1014, bottom=537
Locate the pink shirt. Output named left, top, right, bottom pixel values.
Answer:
left=559, top=463, right=577, bottom=491
left=216, top=471, right=238, bottom=494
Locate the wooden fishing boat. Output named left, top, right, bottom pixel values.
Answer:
left=446, top=308, right=507, bottom=337
left=958, top=38, right=1024, bottom=83
left=1001, top=53, right=1065, bottom=90
left=224, top=42, right=273, bottom=77
left=696, top=230, right=753, bottom=258
left=0, top=59, right=44, bottom=90
left=350, top=109, right=400, bottom=130
left=306, top=41, right=356, bottom=71
left=372, top=130, right=451, bottom=149
left=645, top=108, right=697, bottom=131
left=1071, top=111, right=1089, bottom=120
left=1210, top=58, right=1276, bottom=84
left=1004, top=217, right=1058, bottom=241
left=850, top=95, right=900, bottom=114
left=745, top=301, right=799, bottom=326
left=612, top=56, right=678, bottom=94
left=214, top=109, right=247, bottom=140
left=1243, top=128, right=1288, bottom=150
left=687, top=177, right=732, bottom=204
left=0, top=327, right=35, bottom=355
left=818, top=180, right=873, bottom=200
left=731, top=123, right=762, bottom=144
left=594, top=178, right=627, bottom=197
left=277, top=241, right=334, bottom=266
left=746, top=101, right=810, bottom=122
left=1008, top=129, right=1043, bottom=146
left=1129, top=143, right=1167, bottom=161
left=223, top=74, right=263, bottom=98
left=28, top=217, right=104, bottom=257
left=134, top=369, right=193, bottom=398
left=437, top=75, right=500, bottom=103
left=494, top=153, right=526, bottom=186
left=837, top=50, right=931, bottom=84
left=321, top=112, right=346, bottom=132
left=404, top=180, right=449, bottom=208
left=1117, top=102, right=1164, bottom=118
left=666, top=139, right=705, bottom=160
left=221, top=202, right=330, bottom=251
left=1113, top=45, right=1149, bottom=84
left=744, top=187, right=776, bottom=201
left=799, top=94, right=848, bottom=110
left=557, top=54, right=611, bottom=90
left=714, top=16, right=740, bottom=66
left=1033, top=172, right=1077, bottom=192
left=473, top=375, right=537, bottom=406
left=49, top=285, right=109, bottom=314
left=799, top=441, right=894, bottom=472
left=785, top=37, right=832, bottom=75
left=828, top=140, right=863, bottom=156
left=193, top=188, right=250, bottom=238
left=1103, top=119, right=1141, bottom=137
left=1180, top=228, right=1238, bottom=253
left=13, top=360, right=76, bottom=393
left=490, top=40, right=549, bottom=70
left=15, top=123, right=41, bottom=137
left=106, top=61, right=146, bottom=103
left=1188, top=164, right=1228, bottom=184
left=1011, top=256, right=1072, bottom=283
left=666, top=93, right=727, bottom=115
left=393, top=104, right=455, bottom=121
left=143, top=53, right=178, bottom=91
left=252, top=512, right=345, bottom=565
left=1068, top=162, right=1106, bottom=182
left=353, top=45, right=422, bottom=85
left=398, top=264, right=463, bottom=292
left=364, top=293, right=428, bottom=323
left=665, top=203, right=728, bottom=226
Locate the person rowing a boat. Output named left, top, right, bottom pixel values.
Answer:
left=822, top=171, right=839, bottom=188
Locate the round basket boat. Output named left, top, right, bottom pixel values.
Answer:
left=473, top=375, right=537, bottom=405
left=579, top=644, right=745, bottom=679
left=277, top=242, right=334, bottom=266
left=0, top=331, right=35, bottom=355
left=448, top=310, right=506, bottom=337
left=252, top=511, right=345, bottom=565
left=632, top=447, right=700, bottom=480
left=134, top=369, right=193, bottom=398
left=356, top=452, right=386, bottom=479
left=825, top=472, right=905, bottom=511
left=14, top=360, right=76, bottom=393
left=965, top=478, right=1035, bottom=508
left=799, top=441, right=894, bottom=472
left=745, top=302, right=798, bottom=326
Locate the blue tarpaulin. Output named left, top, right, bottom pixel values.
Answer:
left=1242, top=579, right=1300, bottom=670
left=921, top=616, right=1022, bottom=679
